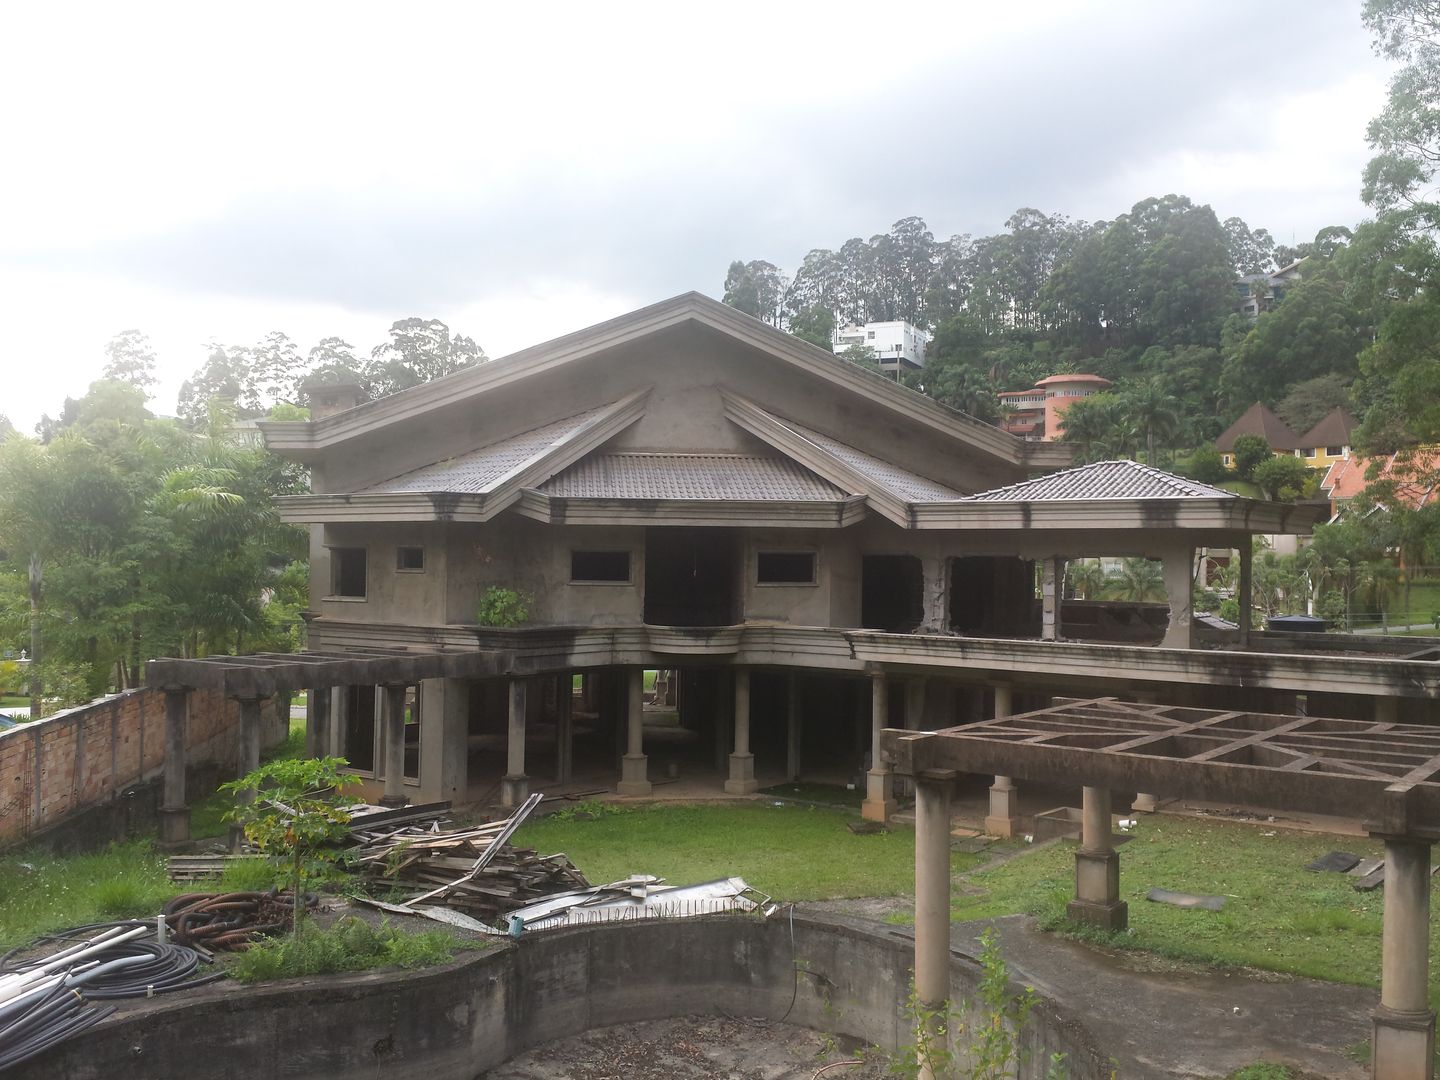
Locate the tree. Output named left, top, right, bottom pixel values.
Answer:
left=178, top=344, right=250, bottom=422
left=364, top=318, right=486, bottom=397
left=928, top=363, right=997, bottom=421
left=1251, top=455, right=1312, bottom=501
left=307, top=337, right=364, bottom=384
left=1275, top=373, right=1353, bottom=435
left=1059, top=393, right=1121, bottom=462
left=788, top=304, right=835, bottom=349
left=221, top=757, right=360, bottom=934
left=102, top=330, right=158, bottom=391
left=1110, top=558, right=1164, bottom=602
left=1180, top=444, right=1228, bottom=484
left=1118, top=376, right=1180, bottom=464
left=1362, top=0, right=1440, bottom=216
left=1067, top=560, right=1106, bottom=599
left=722, top=260, right=787, bottom=325
left=1231, top=434, right=1273, bottom=481
left=1224, top=216, right=1276, bottom=275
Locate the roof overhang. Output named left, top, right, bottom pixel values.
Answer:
left=909, top=497, right=1325, bottom=534
left=512, top=490, right=868, bottom=528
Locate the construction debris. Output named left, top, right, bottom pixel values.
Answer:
left=502, top=875, right=776, bottom=933
left=1145, top=887, right=1226, bottom=911
left=164, top=890, right=317, bottom=952
left=1305, top=851, right=1361, bottom=874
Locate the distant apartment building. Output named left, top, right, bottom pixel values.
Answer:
left=1237, top=256, right=1306, bottom=318
left=997, top=373, right=1113, bottom=441
left=832, top=320, right=929, bottom=375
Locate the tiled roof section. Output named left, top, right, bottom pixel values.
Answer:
left=779, top=420, right=962, bottom=501
left=541, top=453, right=849, bottom=501
left=1215, top=402, right=1299, bottom=452
left=1297, top=407, right=1357, bottom=449
left=962, top=460, right=1237, bottom=502
left=363, top=406, right=613, bottom=493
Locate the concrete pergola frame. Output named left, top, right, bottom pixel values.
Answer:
left=883, top=697, right=1440, bottom=1080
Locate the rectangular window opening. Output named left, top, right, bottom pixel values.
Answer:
left=396, top=546, right=425, bottom=572
left=331, top=547, right=367, bottom=598
left=571, top=550, right=631, bottom=583
left=757, top=551, right=817, bottom=585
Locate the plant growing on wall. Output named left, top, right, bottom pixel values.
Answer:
left=221, top=756, right=359, bottom=933
left=476, top=586, right=532, bottom=627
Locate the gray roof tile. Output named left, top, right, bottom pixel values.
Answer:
left=961, top=460, right=1236, bottom=502
left=363, top=407, right=613, bottom=494
left=780, top=420, right=962, bottom=501
left=541, top=453, right=848, bottom=501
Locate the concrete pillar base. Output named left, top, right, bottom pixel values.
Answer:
left=378, top=793, right=410, bottom=808
left=1372, top=1006, right=1436, bottom=1080
left=862, top=767, right=896, bottom=823
left=157, top=806, right=190, bottom=846
left=617, top=754, right=652, bottom=796
left=985, top=779, right=1019, bottom=837
left=500, top=773, right=529, bottom=808
left=724, top=752, right=760, bottom=795
left=1066, top=897, right=1129, bottom=932
left=1131, top=792, right=1160, bottom=814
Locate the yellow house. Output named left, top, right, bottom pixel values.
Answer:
left=1215, top=402, right=1299, bottom=468
left=1292, top=407, right=1357, bottom=471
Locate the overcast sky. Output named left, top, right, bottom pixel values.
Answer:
left=0, top=0, right=1393, bottom=430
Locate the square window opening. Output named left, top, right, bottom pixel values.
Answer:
left=757, top=551, right=817, bottom=584
left=331, top=548, right=367, bottom=598
left=571, top=550, right=631, bottom=583
left=396, top=546, right=425, bottom=572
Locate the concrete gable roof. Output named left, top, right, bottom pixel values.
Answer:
left=960, top=460, right=1236, bottom=502
left=1216, top=402, right=1299, bottom=452
left=1296, top=407, right=1357, bottom=449
left=261, top=292, right=1069, bottom=472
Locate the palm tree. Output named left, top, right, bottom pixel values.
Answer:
left=1059, top=394, right=1117, bottom=463
left=1111, top=558, right=1165, bottom=602
left=1067, top=560, right=1107, bottom=600
left=1119, top=376, right=1181, bottom=467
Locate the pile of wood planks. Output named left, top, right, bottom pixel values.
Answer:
left=347, top=793, right=590, bottom=924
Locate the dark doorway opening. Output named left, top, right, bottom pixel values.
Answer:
left=860, top=555, right=923, bottom=632
left=949, top=556, right=1038, bottom=637
left=644, top=528, right=740, bottom=626
left=343, top=684, right=377, bottom=772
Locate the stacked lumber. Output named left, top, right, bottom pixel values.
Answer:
left=348, top=793, right=589, bottom=924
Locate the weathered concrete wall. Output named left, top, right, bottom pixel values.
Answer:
left=8, top=915, right=1111, bottom=1080
left=0, top=688, right=286, bottom=850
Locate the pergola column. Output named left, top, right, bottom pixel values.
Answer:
left=1041, top=557, right=1065, bottom=641
left=862, top=671, right=895, bottom=822
left=1373, top=835, right=1435, bottom=1080
left=555, top=673, right=574, bottom=785
left=380, top=683, right=409, bottom=808
left=725, top=668, right=759, bottom=795
left=914, top=768, right=957, bottom=1080
left=1066, top=785, right=1127, bottom=931
left=1131, top=691, right=1162, bottom=813
left=785, top=674, right=802, bottom=782
left=158, top=687, right=190, bottom=845
left=230, top=696, right=265, bottom=853
left=919, top=556, right=949, bottom=633
left=500, top=677, right=529, bottom=807
left=618, top=667, right=652, bottom=796
left=985, top=685, right=1019, bottom=838
left=1161, top=544, right=1196, bottom=650
left=305, top=683, right=331, bottom=760
left=1237, top=541, right=1253, bottom=648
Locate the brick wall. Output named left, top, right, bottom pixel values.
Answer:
left=0, top=688, right=286, bottom=849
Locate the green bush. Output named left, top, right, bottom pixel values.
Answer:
left=476, top=586, right=532, bottom=627
left=226, top=916, right=462, bottom=984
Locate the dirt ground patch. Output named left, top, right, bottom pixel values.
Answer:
left=480, top=1014, right=888, bottom=1080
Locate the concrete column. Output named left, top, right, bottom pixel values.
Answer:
left=158, top=688, right=190, bottom=845
left=984, top=685, right=1019, bottom=838
left=914, top=769, right=957, bottom=1080
left=1066, top=786, right=1127, bottom=931
left=418, top=678, right=468, bottom=805
left=1237, top=542, right=1253, bottom=648
left=500, top=677, right=529, bottom=808
left=231, top=697, right=264, bottom=853
left=861, top=672, right=896, bottom=822
left=1373, top=836, right=1435, bottom=1080
left=725, top=668, right=760, bottom=795
left=919, top=556, right=949, bottom=633
left=380, top=683, right=408, bottom=808
left=618, top=667, right=652, bottom=796
left=555, top=674, right=574, bottom=785
left=1161, top=545, right=1196, bottom=650
left=1130, top=690, right=1162, bottom=813
left=1041, top=557, right=1065, bottom=641
left=785, top=674, right=802, bottom=782
left=306, top=684, right=331, bottom=761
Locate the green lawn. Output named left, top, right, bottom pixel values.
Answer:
left=0, top=695, right=30, bottom=708
left=0, top=840, right=174, bottom=948
left=517, top=802, right=981, bottom=901
left=934, top=817, right=1416, bottom=993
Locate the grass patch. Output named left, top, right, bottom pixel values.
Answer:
left=190, top=718, right=308, bottom=839
left=1226, top=1065, right=1295, bottom=1080
left=935, top=817, right=1420, bottom=992
left=225, top=916, right=465, bottom=984
left=0, top=840, right=173, bottom=947
left=758, top=781, right=864, bottom=808
left=517, top=802, right=982, bottom=901
left=0, top=695, right=30, bottom=708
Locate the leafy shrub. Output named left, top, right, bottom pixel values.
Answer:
left=476, top=586, right=532, bottom=627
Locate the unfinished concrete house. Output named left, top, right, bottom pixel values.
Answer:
left=147, top=293, right=1438, bottom=832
